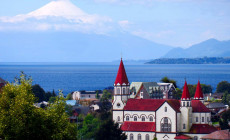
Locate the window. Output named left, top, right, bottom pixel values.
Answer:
left=187, top=102, right=189, bottom=106
left=202, top=117, right=204, bottom=122
left=193, top=136, right=198, bottom=140
left=142, top=116, right=145, bottom=122
left=145, top=134, right=149, bottom=140
left=183, top=102, right=185, bottom=106
left=126, top=116, right=129, bottom=121
left=207, top=117, right=209, bottom=122
left=165, top=107, right=167, bottom=112
left=196, top=117, right=198, bottom=122
left=130, top=134, right=133, bottom=140
left=183, top=124, right=186, bottom=129
left=117, top=116, right=120, bottom=122
left=134, top=116, right=137, bottom=121
left=161, top=117, right=171, bottom=132
left=123, top=88, right=126, bottom=94
left=117, top=88, right=120, bottom=94
left=149, top=116, right=153, bottom=122
left=138, top=134, right=141, bottom=140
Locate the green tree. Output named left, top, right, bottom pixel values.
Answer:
left=175, top=88, right=182, bottom=99
left=32, top=84, right=46, bottom=102
left=0, top=73, right=77, bottom=139
left=66, top=93, right=72, bottom=100
left=219, top=109, right=230, bottom=130
left=100, top=90, right=112, bottom=102
left=79, top=114, right=100, bottom=139
left=217, top=81, right=230, bottom=93
left=95, top=120, right=127, bottom=140
left=96, top=91, right=100, bottom=99
left=161, top=77, right=177, bottom=88
left=222, top=91, right=230, bottom=105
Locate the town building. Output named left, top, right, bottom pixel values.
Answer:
left=72, top=90, right=103, bottom=100
left=112, top=59, right=217, bottom=140
left=130, top=82, right=176, bottom=99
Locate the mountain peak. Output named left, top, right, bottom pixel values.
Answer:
left=28, top=0, right=86, bottom=17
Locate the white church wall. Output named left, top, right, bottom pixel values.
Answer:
left=124, top=111, right=155, bottom=122
left=113, top=110, right=123, bottom=123
left=192, top=113, right=211, bottom=124
left=177, top=112, right=181, bottom=131
left=125, top=132, right=155, bottom=140
left=156, top=102, right=177, bottom=132
left=156, top=133, right=176, bottom=140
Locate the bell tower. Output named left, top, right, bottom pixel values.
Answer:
left=180, top=81, right=192, bottom=132
left=194, top=80, right=204, bottom=103
left=112, top=58, right=130, bottom=124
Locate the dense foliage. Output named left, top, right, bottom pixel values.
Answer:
left=146, top=57, right=230, bottom=64
left=216, top=81, right=230, bottom=93
left=0, top=73, right=77, bottom=139
left=219, top=109, right=230, bottom=130
left=186, top=84, right=212, bottom=97
left=161, top=77, right=177, bottom=88
left=32, top=84, right=56, bottom=102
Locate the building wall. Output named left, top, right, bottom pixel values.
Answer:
left=125, top=132, right=155, bottom=140
left=124, top=111, right=155, bottom=122
left=156, top=133, right=176, bottom=140
left=187, top=134, right=207, bottom=140
left=156, top=102, right=177, bottom=133
left=113, top=110, right=124, bottom=124
left=192, top=112, right=211, bottom=124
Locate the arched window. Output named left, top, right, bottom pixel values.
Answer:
left=193, top=136, right=198, bottom=140
left=187, top=102, right=189, bottom=106
left=183, top=102, right=185, bottom=106
left=130, top=134, right=133, bottom=140
left=138, top=134, right=141, bottom=140
left=134, top=116, right=137, bottom=121
left=161, top=117, right=171, bottom=132
left=117, top=88, right=120, bottom=94
left=117, top=116, right=120, bottom=122
left=126, top=116, right=129, bottom=121
left=145, top=134, right=149, bottom=140
left=165, top=107, right=167, bottom=112
left=123, top=88, right=126, bottom=94
left=149, top=116, right=153, bottom=122
left=142, top=116, right=145, bottom=122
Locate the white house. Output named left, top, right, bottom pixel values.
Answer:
left=112, top=59, right=217, bottom=140
left=72, top=90, right=102, bottom=100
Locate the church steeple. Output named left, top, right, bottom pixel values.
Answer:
left=194, top=80, right=204, bottom=103
left=181, top=81, right=191, bottom=100
left=114, top=58, right=129, bottom=86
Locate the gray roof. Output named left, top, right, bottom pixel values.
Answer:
left=206, top=103, right=226, bottom=109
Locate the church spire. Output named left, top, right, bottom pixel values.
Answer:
left=181, top=81, right=191, bottom=100
left=194, top=80, right=204, bottom=100
left=114, top=58, right=129, bottom=86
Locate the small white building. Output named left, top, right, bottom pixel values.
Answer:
left=112, top=59, right=217, bottom=140
left=72, top=90, right=102, bottom=100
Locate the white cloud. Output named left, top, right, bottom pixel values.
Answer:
left=0, top=0, right=113, bottom=34
left=118, top=20, right=131, bottom=29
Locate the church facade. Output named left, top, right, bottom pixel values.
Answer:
left=112, top=59, right=217, bottom=140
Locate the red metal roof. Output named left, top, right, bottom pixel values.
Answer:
left=114, top=58, right=129, bottom=86
left=191, top=100, right=210, bottom=112
left=121, top=122, right=155, bottom=132
left=194, top=81, right=204, bottom=99
left=124, top=99, right=165, bottom=111
left=174, top=135, right=192, bottom=139
left=201, top=129, right=230, bottom=140
left=181, top=81, right=191, bottom=100
left=124, top=99, right=181, bottom=112
left=190, top=124, right=217, bottom=134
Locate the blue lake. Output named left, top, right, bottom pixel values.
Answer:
left=1, top=63, right=230, bottom=95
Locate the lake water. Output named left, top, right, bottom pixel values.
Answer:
left=1, top=63, right=230, bottom=95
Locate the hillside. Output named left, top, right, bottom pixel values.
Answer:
left=146, top=57, right=230, bottom=64
left=163, top=39, right=230, bottom=58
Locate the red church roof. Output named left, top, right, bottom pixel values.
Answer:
left=190, top=124, right=217, bottom=134
left=124, top=99, right=181, bottom=112
left=174, top=135, right=192, bottom=139
left=121, top=122, right=155, bottom=132
left=181, top=81, right=191, bottom=100
left=191, top=100, right=210, bottom=112
left=114, top=58, right=129, bottom=86
left=194, top=80, right=204, bottom=99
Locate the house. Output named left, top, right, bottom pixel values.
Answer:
left=206, top=102, right=227, bottom=113
left=112, top=59, right=217, bottom=140
left=201, top=129, right=230, bottom=140
left=130, top=82, right=176, bottom=99
left=204, top=93, right=223, bottom=101
left=72, top=90, right=103, bottom=100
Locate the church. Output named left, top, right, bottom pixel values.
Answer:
left=112, top=59, right=217, bottom=140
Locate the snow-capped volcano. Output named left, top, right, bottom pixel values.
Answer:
left=0, top=0, right=112, bottom=32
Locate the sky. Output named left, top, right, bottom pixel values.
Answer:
left=0, top=0, right=230, bottom=47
